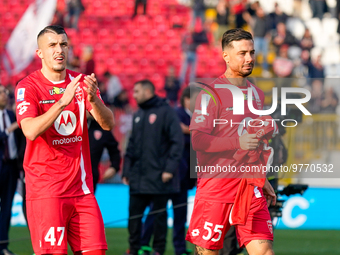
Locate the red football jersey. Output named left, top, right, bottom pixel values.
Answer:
left=190, top=75, right=265, bottom=203
left=16, top=69, right=102, bottom=200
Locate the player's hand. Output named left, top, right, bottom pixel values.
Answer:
left=83, top=73, right=99, bottom=103
left=263, top=179, right=276, bottom=207
left=102, top=167, right=116, bottom=180
left=239, top=133, right=259, bottom=150
left=122, top=177, right=129, bottom=185
left=162, top=172, right=173, bottom=183
left=59, top=74, right=81, bottom=107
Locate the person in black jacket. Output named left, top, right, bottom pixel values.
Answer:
left=88, top=116, right=121, bottom=193
left=122, top=80, right=184, bottom=255
left=140, top=86, right=199, bottom=255
left=0, top=85, right=20, bottom=255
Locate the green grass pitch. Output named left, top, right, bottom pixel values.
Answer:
left=8, top=227, right=340, bottom=255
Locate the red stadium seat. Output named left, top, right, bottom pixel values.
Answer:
left=115, top=29, right=130, bottom=44
left=134, top=73, right=147, bottom=83
left=138, top=58, right=155, bottom=75
left=97, top=28, right=113, bottom=46
left=154, top=15, right=167, bottom=29
left=161, top=44, right=171, bottom=59
left=155, top=59, right=167, bottom=74
left=123, top=58, right=138, bottom=75
left=110, top=44, right=126, bottom=59
left=80, top=29, right=95, bottom=44
left=151, top=73, right=163, bottom=90
left=128, top=44, right=144, bottom=60
left=3, top=12, right=17, bottom=29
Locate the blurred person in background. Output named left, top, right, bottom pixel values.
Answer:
left=132, top=0, right=147, bottom=18
left=268, top=3, right=289, bottom=30
left=88, top=115, right=120, bottom=193
left=308, top=54, right=325, bottom=79
left=113, top=89, right=130, bottom=110
left=309, top=0, right=328, bottom=19
left=273, top=44, right=295, bottom=89
left=308, top=79, right=324, bottom=113
left=139, top=87, right=199, bottom=255
left=300, top=28, right=314, bottom=52
left=64, top=0, right=85, bottom=30
left=214, top=0, right=230, bottom=45
left=164, top=66, right=180, bottom=106
left=122, top=80, right=183, bottom=255
left=0, top=85, right=19, bottom=255
left=192, top=0, right=206, bottom=26
left=321, top=87, right=339, bottom=113
left=229, top=0, right=247, bottom=28
left=293, top=49, right=312, bottom=79
left=271, top=22, right=299, bottom=53
left=180, top=18, right=209, bottom=86
left=52, top=9, right=65, bottom=27
left=103, top=71, right=123, bottom=105
left=248, top=6, right=272, bottom=78
left=81, top=45, right=95, bottom=75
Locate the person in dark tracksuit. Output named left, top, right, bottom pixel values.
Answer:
left=140, top=87, right=199, bottom=255
left=88, top=117, right=121, bottom=193
left=122, top=80, right=184, bottom=255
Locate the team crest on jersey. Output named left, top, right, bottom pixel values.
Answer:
left=94, top=130, right=102, bottom=140
left=135, top=116, right=140, bottom=123
left=75, top=86, right=84, bottom=102
left=267, top=220, right=273, bottom=234
left=149, top=114, right=157, bottom=124
left=255, top=129, right=265, bottom=138
left=54, top=110, right=77, bottom=136
left=49, top=87, right=65, bottom=95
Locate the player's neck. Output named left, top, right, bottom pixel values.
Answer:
left=41, top=67, right=66, bottom=82
left=224, top=70, right=247, bottom=87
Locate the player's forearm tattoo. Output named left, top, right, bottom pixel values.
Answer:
left=195, top=245, right=216, bottom=255
left=258, top=239, right=273, bottom=245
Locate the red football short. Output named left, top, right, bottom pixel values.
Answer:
left=26, top=194, right=107, bottom=255
left=186, top=189, right=273, bottom=250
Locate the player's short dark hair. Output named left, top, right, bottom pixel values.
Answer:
left=180, top=86, right=191, bottom=107
left=221, top=28, right=253, bottom=50
left=37, top=25, right=67, bottom=40
left=180, top=86, right=200, bottom=107
left=135, top=79, right=155, bottom=94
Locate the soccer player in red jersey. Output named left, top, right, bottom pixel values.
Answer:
left=15, top=26, right=114, bottom=255
left=186, top=29, right=276, bottom=255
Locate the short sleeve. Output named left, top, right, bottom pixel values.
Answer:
left=190, top=91, right=218, bottom=134
left=15, top=83, right=39, bottom=128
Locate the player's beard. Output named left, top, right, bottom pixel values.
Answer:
left=240, top=64, right=253, bottom=77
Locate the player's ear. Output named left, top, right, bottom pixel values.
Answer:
left=222, top=50, right=229, bottom=64
left=36, top=48, right=43, bottom=59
